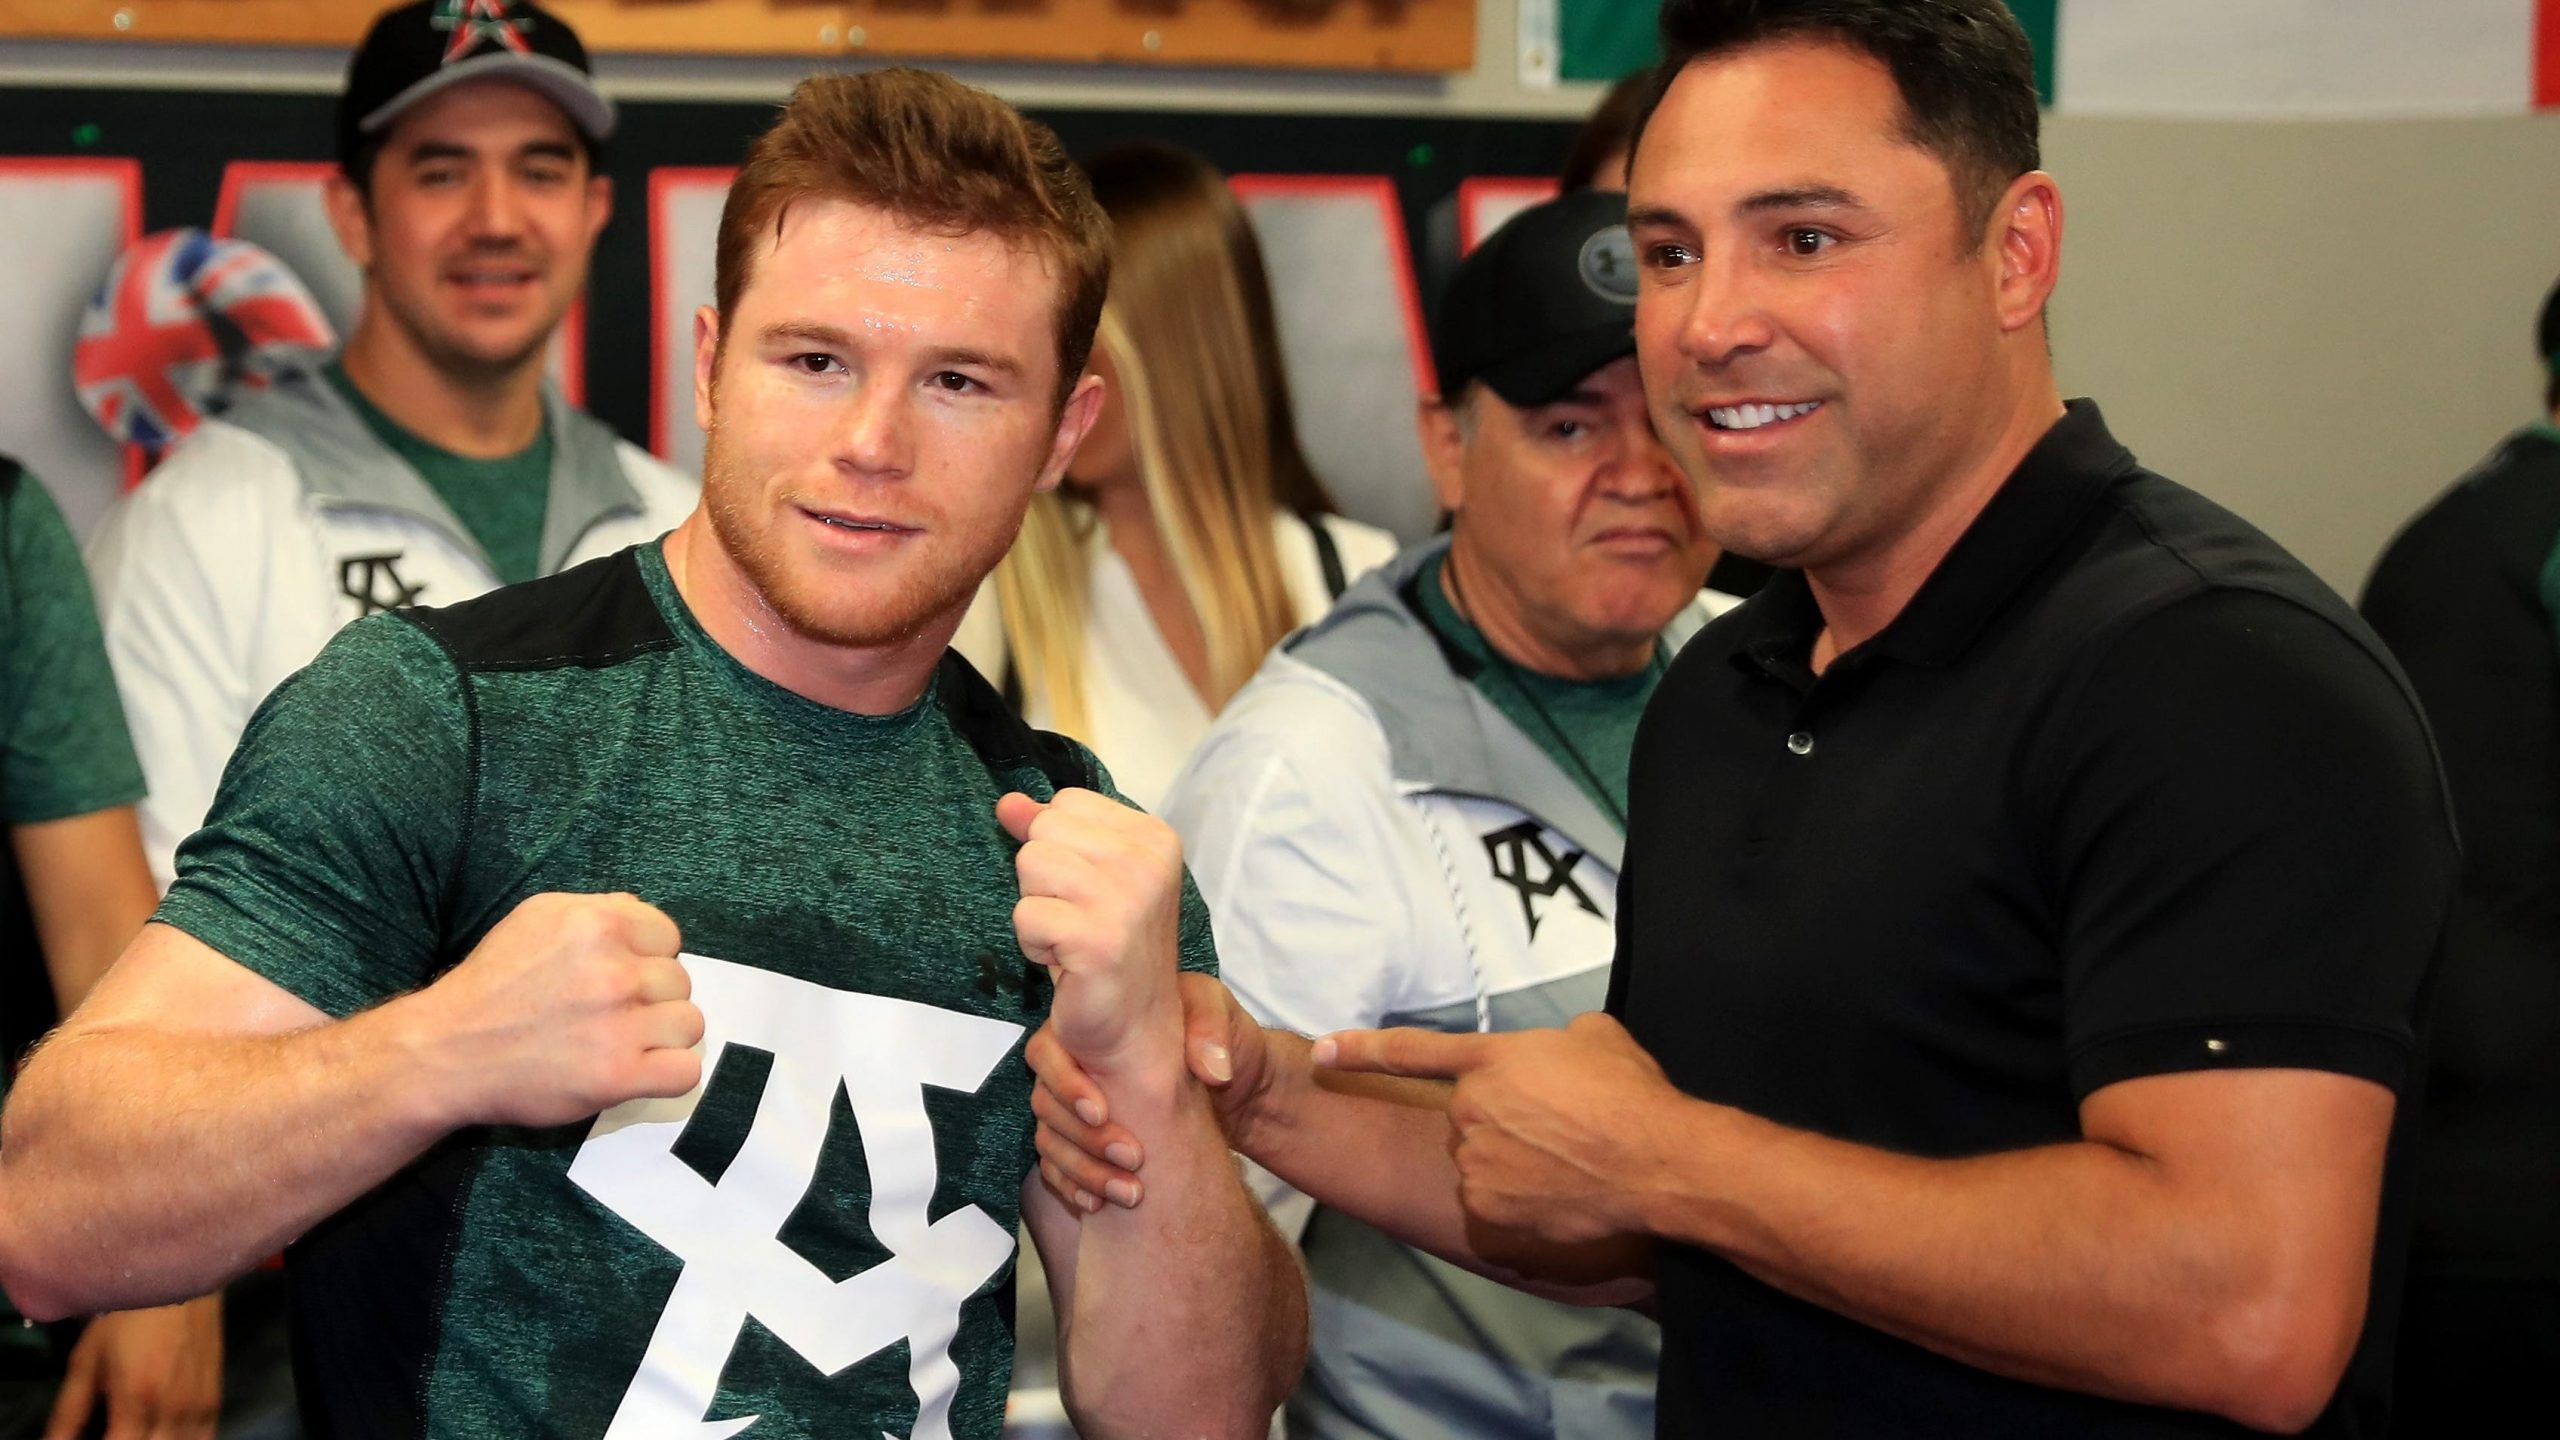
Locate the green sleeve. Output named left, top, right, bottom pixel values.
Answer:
left=154, top=614, right=473, bottom=1019
left=1073, top=739, right=1219, bottom=980
left=0, top=467, right=144, bottom=824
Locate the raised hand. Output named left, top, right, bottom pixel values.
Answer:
left=403, top=891, right=704, bottom=1129
left=997, top=789, right=1186, bottom=1080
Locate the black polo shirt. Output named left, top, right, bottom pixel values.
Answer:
left=1608, top=401, right=2456, bottom=1437
left=2360, top=423, right=2560, bottom=1284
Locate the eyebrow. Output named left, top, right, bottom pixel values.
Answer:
left=399, top=139, right=578, bottom=165
left=1739, top=185, right=1867, bottom=214
left=757, top=325, right=1028, bottom=379
left=925, top=347, right=1025, bottom=379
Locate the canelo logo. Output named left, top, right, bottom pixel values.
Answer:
left=568, top=954, right=1025, bottom=1440
left=431, top=0, right=533, bottom=64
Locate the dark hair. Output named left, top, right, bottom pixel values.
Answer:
left=1634, top=0, right=2041, bottom=246
left=715, top=69, right=1110, bottom=405
left=2540, top=276, right=2560, bottom=413
left=1560, top=71, right=1656, bottom=192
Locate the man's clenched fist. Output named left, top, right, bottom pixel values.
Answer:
left=997, top=789, right=1185, bottom=1080
left=402, top=892, right=704, bottom=1129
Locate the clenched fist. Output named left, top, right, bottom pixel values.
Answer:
left=997, top=789, right=1185, bottom=1081
left=403, top=892, right=704, bottom=1129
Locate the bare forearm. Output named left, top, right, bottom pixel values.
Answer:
left=0, top=1003, right=450, bottom=1318
left=1248, top=1032, right=1650, bottom=1304
left=1063, top=1063, right=1305, bottom=1438
left=1647, top=1102, right=2356, bottom=1430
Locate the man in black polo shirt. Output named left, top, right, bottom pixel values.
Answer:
left=1521, top=8, right=2449, bottom=1429
left=1029, top=0, right=2456, bottom=1434
left=2358, top=276, right=2560, bottom=1430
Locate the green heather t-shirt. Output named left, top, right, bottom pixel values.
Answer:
left=1, top=465, right=145, bottom=828
left=1414, top=552, right=1660, bottom=823
left=1, top=462, right=145, bottom=1342
left=155, top=541, right=1216, bottom=1438
left=326, top=361, right=551, bottom=585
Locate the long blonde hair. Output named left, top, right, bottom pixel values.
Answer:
left=994, top=142, right=1334, bottom=737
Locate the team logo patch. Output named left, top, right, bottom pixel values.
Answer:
left=1482, top=820, right=1603, bottom=939
left=432, top=0, right=533, bottom=64
left=339, top=552, right=426, bottom=616
left=569, top=954, right=1025, bottom=1440
left=74, top=229, right=334, bottom=465
left=1578, top=224, right=1638, bottom=305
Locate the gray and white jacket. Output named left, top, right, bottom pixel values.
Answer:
left=1161, top=536, right=1730, bottom=1440
left=88, top=373, right=697, bottom=886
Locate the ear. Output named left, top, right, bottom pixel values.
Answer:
left=1416, top=394, right=1468, bottom=515
left=1988, top=170, right=2063, bottom=336
left=692, top=305, right=721, bottom=436
left=323, top=171, right=375, bottom=271
left=583, top=172, right=614, bottom=249
left=1035, top=372, right=1106, bottom=495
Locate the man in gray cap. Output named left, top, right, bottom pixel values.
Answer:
left=1144, top=189, right=1728, bottom=1439
left=89, top=0, right=695, bottom=894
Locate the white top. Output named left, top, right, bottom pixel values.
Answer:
left=950, top=508, right=1397, bottom=810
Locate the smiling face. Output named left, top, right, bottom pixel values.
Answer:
left=1629, top=38, right=2043, bottom=576
left=332, top=79, right=607, bottom=383
left=1429, top=355, right=1713, bottom=667
left=691, top=196, right=1097, bottom=651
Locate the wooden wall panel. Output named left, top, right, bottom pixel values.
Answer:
left=0, top=0, right=1474, bottom=72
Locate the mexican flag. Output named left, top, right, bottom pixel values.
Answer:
left=1554, top=0, right=2560, bottom=116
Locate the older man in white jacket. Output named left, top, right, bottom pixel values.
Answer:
left=1160, top=190, right=1739, bottom=1440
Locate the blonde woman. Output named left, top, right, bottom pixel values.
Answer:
left=954, top=142, right=1396, bottom=808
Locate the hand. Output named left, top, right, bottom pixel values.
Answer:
left=405, top=892, right=703, bottom=1129
left=46, top=1294, right=222, bottom=1440
left=1318, top=1013, right=1683, bottom=1245
left=1027, top=972, right=1266, bottom=1210
left=997, top=790, right=1186, bottom=1078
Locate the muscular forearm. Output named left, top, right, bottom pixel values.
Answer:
left=1645, top=1101, right=2367, bottom=1432
left=1062, top=1062, right=1305, bottom=1438
left=0, top=1001, right=450, bottom=1318
left=1247, top=1031, right=1651, bottom=1305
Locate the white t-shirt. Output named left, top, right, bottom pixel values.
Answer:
left=952, top=508, right=1397, bottom=809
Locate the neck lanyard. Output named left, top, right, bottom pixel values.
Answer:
left=1442, top=557, right=1658, bottom=831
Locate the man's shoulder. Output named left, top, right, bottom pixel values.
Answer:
left=120, top=417, right=304, bottom=515
left=2057, top=467, right=2372, bottom=654
left=1209, top=653, right=1393, bottom=766
left=608, top=438, right=700, bottom=517
left=398, top=547, right=675, bottom=673
left=1169, top=654, right=1395, bottom=815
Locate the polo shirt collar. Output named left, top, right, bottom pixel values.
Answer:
left=1732, top=399, right=2135, bottom=680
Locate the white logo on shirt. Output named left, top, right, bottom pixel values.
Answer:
left=567, top=953, right=1025, bottom=1440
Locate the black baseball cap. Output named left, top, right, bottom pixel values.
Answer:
left=338, top=1, right=616, bottom=172
left=1431, top=189, right=1639, bottom=408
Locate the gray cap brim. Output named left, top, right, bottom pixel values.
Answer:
left=359, top=52, right=616, bottom=142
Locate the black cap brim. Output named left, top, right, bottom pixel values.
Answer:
left=1472, top=320, right=1638, bottom=408
left=359, top=52, right=616, bottom=143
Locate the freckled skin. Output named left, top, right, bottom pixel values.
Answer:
left=680, top=198, right=1100, bottom=704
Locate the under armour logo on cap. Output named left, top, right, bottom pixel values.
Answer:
left=432, top=0, right=532, bottom=64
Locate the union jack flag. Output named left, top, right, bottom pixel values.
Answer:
left=74, top=228, right=335, bottom=470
